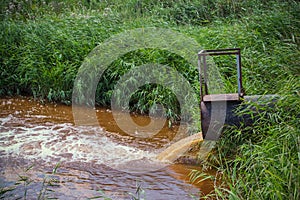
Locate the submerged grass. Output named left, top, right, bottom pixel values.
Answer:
left=0, top=163, right=60, bottom=199
left=1, top=0, right=299, bottom=199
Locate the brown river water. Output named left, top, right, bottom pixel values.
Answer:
left=0, top=97, right=213, bottom=199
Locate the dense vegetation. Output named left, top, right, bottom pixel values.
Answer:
left=1, top=0, right=299, bottom=199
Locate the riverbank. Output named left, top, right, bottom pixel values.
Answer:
left=1, top=0, right=299, bottom=199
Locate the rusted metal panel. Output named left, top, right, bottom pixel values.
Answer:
left=200, top=95, right=279, bottom=139
left=203, top=93, right=241, bottom=102
left=198, top=48, right=245, bottom=138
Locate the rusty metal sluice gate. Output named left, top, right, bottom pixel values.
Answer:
left=198, top=48, right=278, bottom=140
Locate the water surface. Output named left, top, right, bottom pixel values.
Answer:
left=0, top=97, right=213, bottom=199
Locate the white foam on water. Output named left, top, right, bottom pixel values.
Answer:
left=0, top=115, right=158, bottom=168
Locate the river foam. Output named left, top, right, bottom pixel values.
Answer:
left=0, top=114, right=160, bottom=171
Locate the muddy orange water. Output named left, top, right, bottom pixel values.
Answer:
left=0, top=97, right=213, bottom=199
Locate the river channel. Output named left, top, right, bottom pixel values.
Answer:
left=0, top=97, right=213, bottom=199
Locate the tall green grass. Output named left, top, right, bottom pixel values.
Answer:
left=0, top=0, right=299, bottom=199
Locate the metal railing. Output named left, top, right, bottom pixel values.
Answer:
left=198, top=48, right=244, bottom=101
